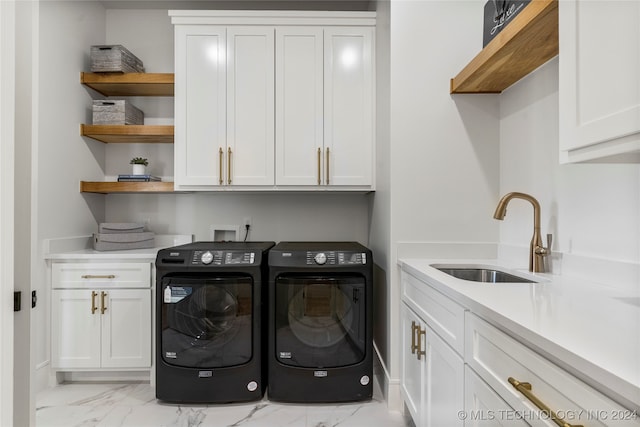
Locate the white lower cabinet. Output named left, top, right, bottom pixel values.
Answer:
left=51, top=262, right=152, bottom=370
left=465, top=366, right=528, bottom=427
left=465, top=313, right=640, bottom=427
left=401, top=271, right=465, bottom=427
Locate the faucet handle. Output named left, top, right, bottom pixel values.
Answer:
left=546, top=234, right=553, bottom=252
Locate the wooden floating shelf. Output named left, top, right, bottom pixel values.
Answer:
left=80, top=124, right=174, bottom=144
left=450, top=0, right=558, bottom=94
left=80, top=72, right=174, bottom=96
left=80, top=181, right=175, bottom=194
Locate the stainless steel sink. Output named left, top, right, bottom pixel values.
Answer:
left=432, top=265, right=538, bottom=283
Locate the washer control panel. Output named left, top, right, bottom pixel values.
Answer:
left=191, top=250, right=256, bottom=266
left=305, top=251, right=367, bottom=266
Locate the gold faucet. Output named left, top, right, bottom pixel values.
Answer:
left=493, top=192, right=552, bottom=273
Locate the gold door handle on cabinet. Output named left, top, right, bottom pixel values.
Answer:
left=227, top=147, right=232, bottom=185
left=410, top=321, right=418, bottom=354
left=508, top=377, right=583, bottom=427
left=91, top=291, right=98, bottom=314
left=317, top=148, right=322, bottom=185
left=82, top=275, right=115, bottom=279
left=100, top=291, right=107, bottom=314
left=219, top=147, right=224, bottom=185
left=325, top=147, right=330, bottom=185
left=416, top=325, right=426, bottom=360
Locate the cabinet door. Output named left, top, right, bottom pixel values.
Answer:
left=465, top=366, right=528, bottom=427
left=401, top=305, right=424, bottom=426
left=559, top=0, right=640, bottom=162
left=51, top=290, right=101, bottom=369
left=424, top=321, right=464, bottom=427
left=324, top=27, right=374, bottom=186
left=174, top=25, right=226, bottom=187
left=275, top=27, right=324, bottom=186
left=101, top=289, right=151, bottom=369
left=227, top=27, right=275, bottom=186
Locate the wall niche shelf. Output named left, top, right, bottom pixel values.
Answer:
left=80, top=72, right=175, bottom=193
left=80, top=72, right=174, bottom=96
left=80, top=181, right=176, bottom=194
left=80, top=124, right=174, bottom=144
left=450, top=0, right=558, bottom=94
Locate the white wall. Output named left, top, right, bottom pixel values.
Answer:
left=34, top=0, right=106, bottom=388
left=371, top=0, right=501, bottom=408
left=500, top=57, right=640, bottom=266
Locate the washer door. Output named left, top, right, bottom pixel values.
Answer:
left=275, top=275, right=366, bottom=368
left=161, top=275, right=252, bottom=368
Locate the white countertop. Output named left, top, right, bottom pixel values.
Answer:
left=399, top=258, right=640, bottom=411
left=44, top=234, right=193, bottom=261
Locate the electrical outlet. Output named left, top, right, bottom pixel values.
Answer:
left=243, top=217, right=252, bottom=227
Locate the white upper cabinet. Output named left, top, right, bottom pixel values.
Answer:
left=559, top=0, right=640, bottom=162
left=174, top=25, right=275, bottom=189
left=171, top=11, right=375, bottom=191
left=275, top=27, right=324, bottom=186
left=276, top=26, right=374, bottom=187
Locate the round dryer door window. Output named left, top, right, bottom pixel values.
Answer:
left=161, top=276, right=253, bottom=368
left=275, top=276, right=366, bottom=368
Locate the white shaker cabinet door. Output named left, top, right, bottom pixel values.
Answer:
left=559, top=0, right=640, bottom=162
left=324, top=27, right=374, bottom=186
left=275, top=27, right=324, bottom=186
left=174, top=26, right=226, bottom=188
left=51, top=290, right=101, bottom=369
left=226, top=27, right=275, bottom=186
left=101, top=289, right=151, bottom=369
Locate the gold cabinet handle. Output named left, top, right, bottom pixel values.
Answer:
left=81, top=275, right=115, bottom=279
left=410, top=321, right=418, bottom=354
left=227, top=147, right=232, bottom=185
left=317, top=147, right=322, bottom=185
left=416, top=325, right=426, bottom=360
left=325, top=147, right=330, bottom=185
left=91, top=291, right=98, bottom=314
left=508, top=377, right=583, bottom=427
left=219, top=147, right=224, bottom=185
left=100, top=291, right=107, bottom=314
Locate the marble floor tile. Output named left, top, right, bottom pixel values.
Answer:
left=36, top=378, right=409, bottom=427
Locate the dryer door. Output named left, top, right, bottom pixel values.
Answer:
left=274, top=275, right=366, bottom=368
left=160, top=275, right=253, bottom=368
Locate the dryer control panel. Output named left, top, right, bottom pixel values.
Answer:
left=305, top=251, right=367, bottom=266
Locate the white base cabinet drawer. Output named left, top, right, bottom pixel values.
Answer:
left=52, top=262, right=151, bottom=289
left=465, top=366, right=528, bottom=427
left=466, top=313, right=640, bottom=427
left=401, top=270, right=465, bottom=355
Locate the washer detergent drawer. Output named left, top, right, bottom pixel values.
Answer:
left=53, top=262, right=151, bottom=289
left=466, top=313, right=640, bottom=427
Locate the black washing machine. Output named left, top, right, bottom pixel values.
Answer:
left=267, top=241, right=373, bottom=403
left=155, top=241, right=274, bottom=403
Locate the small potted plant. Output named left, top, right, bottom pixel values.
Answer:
left=130, top=157, right=148, bottom=175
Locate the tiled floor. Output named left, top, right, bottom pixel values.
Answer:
left=36, top=377, right=409, bottom=427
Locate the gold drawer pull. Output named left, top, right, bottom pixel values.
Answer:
left=219, top=147, right=224, bottom=185
left=317, top=147, right=322, bottom=185
left=508, top=377, right=583, bottom=427
left=410, top=321, right=418, bottom=354
left=416, top=325, right=426, bottom=360
left=100, top=291, right=107, bottom=314
left=325, top=147, right=330, bottom=185
left=81, top=275, right=115, bottom=279
left=227, top=147, right=232, bottom=185
left=91, top=291, right=98, bottom=314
